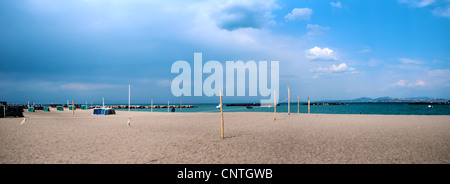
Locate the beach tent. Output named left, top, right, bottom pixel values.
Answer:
left=57, top=106, right=64, bottom=111
left=69, top=105, right=76, bottom=110
left=43, top=106, right=50, bottom=112
left=81, top=105, right=88, bottom=110
left=1, top=106, right=24, bottom=117
left=28, top=107, right=35, bottom=112
left=93, top=108, right=101, bottom=115
left=93, top=108, right=115, bottom=115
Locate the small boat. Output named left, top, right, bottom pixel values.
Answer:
left=246, top=106, right=253, bottom=109
left=216, top=104, right=221, bottom=109
left=428, top=105, right=433, bottom=108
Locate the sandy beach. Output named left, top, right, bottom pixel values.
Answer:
left=0, top=109, right=449, bottom=164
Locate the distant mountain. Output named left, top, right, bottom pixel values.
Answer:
left=321, top=97, right=449, bottom=103
left=374, top=96, right=391, bottom=101
left=351, top=97, right=373, bottom=102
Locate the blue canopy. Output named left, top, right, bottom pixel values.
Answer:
left=93, top=108, right=116, bottom=115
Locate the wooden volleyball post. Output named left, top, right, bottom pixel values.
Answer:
left=288, top=86, right=290, bottom=115
left=220, top=90, right=224, bottom=139
left=128, top=84, right=130, bottom=112
left=72, top=100, right=74, bottom=115
left=308, top=97, right=310, bottom=114
left=274, top=90, right=277, bottom=120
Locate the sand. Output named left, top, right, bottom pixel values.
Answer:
left=0, top=109, right=449, bottom=164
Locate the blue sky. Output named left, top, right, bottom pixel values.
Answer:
left=0, top=0, right=449, bottom=104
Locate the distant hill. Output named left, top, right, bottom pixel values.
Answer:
left=320, top=97, right=449, bottom=103
left=351, top=97, right=373, bottom=102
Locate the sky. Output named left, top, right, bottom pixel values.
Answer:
left=0, top=0, right=449, bottom=104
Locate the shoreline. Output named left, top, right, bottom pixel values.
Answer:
left=5, top=102, right=448, bottom=116
left=114, top=108, right=450, bottom=116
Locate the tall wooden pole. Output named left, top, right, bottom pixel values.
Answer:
left=308, top=97, right=310, bottom=114
left=72, top=100, right=74, bottom=115
left=288, top=86, right=290, bottom=115
left=128, top=84, right=131, bottom=111
left=298, top=96, right=300, bottom=114
left=274, top=90, right=277, bottom=120
left=220, top=90, right=224, bottom=139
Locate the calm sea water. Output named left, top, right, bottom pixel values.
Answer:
left=115, top=103, right=450, bottom=115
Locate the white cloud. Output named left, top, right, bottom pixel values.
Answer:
left=418, top=0, right=436, bottom=7
left=415, top=79, right=426, bottom=86
left=306, top=24, right=329, bottom=36
left=393, top=80, right=409, bottom=87
left=331, top=63, right=355, bottom=73
left=392, top=79, right=426, bottom=87
left=393, top=80, right=408, bottom=87
left=284, top=8, right=313, bottom=21
left=399, top=0, right=435, bottom=7
left=305, top=46, right=337, bottom=60
left=399, top=58, right=423, bottom=64
left=399, top=0, right=450, bottom=19
left=330, top=1, right=343, bottom=8
left=431, top=4, right=450, bottom=18
left=311, top=63, right=357, bottom=74
left=213, top=0, right=280, bottom=31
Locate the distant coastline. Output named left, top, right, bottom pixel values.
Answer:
left=322, top=96, right=450, bottom=103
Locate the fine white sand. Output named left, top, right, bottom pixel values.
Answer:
left=0, top=109, right=449, bottom=164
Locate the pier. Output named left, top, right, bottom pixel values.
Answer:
left=226, top=103, right=280, bottom=107
left=301, top=103, right=347, bottom=106
left=88, top=105, right=198, bottom=109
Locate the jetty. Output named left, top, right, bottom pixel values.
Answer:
left=88, top=105, right=198, bottom=109
left=226, top=103, right=280, bottom=107
left=301, top=103, right=347, bottom=105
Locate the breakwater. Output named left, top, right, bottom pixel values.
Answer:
left=226, top=103, right=280, bottom=106
left=301, top=103, right=347, bottom=105
left=88, top=105, right=198, bottom=109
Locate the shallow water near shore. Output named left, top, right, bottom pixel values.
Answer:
left=115, top=103, right=450, bottom=115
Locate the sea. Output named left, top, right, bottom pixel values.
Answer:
left=115, top=103, right=450, bottom=115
